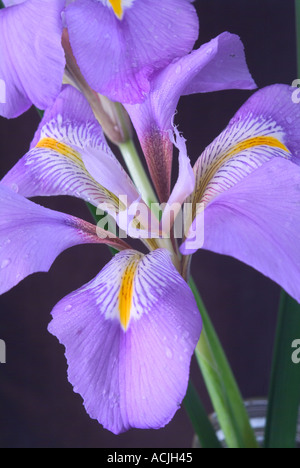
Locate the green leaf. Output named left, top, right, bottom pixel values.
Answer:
left=189, top=277, right=259, bottom=448
left=184, top=380, right=222, bottom=449
left=0, top=1, right=4, bottom=9
left=264, top=291, right=300, bottom=448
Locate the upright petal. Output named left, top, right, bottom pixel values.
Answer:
left=161, top=127, right=195, bottom=233
left=2, top=86, right=139, bottom=214
left=125, top=32, right=256, bottom=201
left=0, top=184, right=129, bottom=295
left=196, top=158, right=300, bottom=303
left=0, top=0, right=65, bottom=118
left=66, top=0, right=199, bottom=104
left=48, top=249, right=202, bottom=434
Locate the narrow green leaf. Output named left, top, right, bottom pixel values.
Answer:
left=0, top=1, right=4, bottom=9
left=189, top=277, right=259, bottom=448
left=264, top=291, right=300, bottom=448
left=184, top=381, right=222, bottom=449
left=264, top=2, right=300, bottom=448
left=35, top=108, right=44, bottom=119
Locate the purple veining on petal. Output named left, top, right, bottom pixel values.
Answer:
left=48, top=249, right=202, bottom=434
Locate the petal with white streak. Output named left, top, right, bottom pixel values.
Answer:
left=197, top=158, right=300, bottom=302
left=48, top=249, right=202, bottom=434
left=190, top=85, right=299, bottom=210
left=2, top=86, right=139, bottom=214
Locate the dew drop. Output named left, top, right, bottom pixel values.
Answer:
left=165, top=347, right=173, bottom=359
left=11, top=183, right=19, bottom=193
left=1, top=259, right=11, bottom=269
left=64, top=305, right=72, bottom=312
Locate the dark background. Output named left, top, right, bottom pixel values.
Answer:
left=0, top=0, right=296, bottom=448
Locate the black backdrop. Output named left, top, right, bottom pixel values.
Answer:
left=0, top=0, right=296, bottom=448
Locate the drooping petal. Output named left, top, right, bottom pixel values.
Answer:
left=0, top=184, right=130, bottom=295
left=0, top=0, right=65, bottom=118
left=66, top=0, right=199, bottom=104
left=185, top=158, right=300, bottom=302
left=2, top=86, right=139, bottom=214
left=125, top=32, right=256, bottom=202
left=48, top=249, right=202, bottom=434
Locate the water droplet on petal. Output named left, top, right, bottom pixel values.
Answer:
left=64, top=305, right=72, bottom=312
left=1, top=259, right=11, bottom=269
left=165, top=347, right=173, bottom=359
left=11, top=184, right=19, bottom=193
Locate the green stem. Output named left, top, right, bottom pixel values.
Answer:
left=264, top=291, right=300, bottom=448
left=119, top=140, right=158, bottom=209
left=189, top=277, right=259, bottom=448
left=119, top=139, right=257, bottom=447
left=184, top=381, right=222, bottom=449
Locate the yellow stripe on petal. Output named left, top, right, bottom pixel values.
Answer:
left=36, top=137, right=122, bottom=208
left=227, top=136, right=289, bottom=158
left=119, top=254, right=140, bottom=331
left=109, top=0, right=123, bottom=19
left=36, top=137, right=84, bottom=167
left=195, top=136, right=290, bottom=204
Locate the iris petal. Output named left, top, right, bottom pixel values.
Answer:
left=0, top=0, right=65, bottom=118
left=48, top=249, right=202, bottom=434
left=2, top=86, right=139, bottom=216
left=66, top=0, right=199, bottom=104
left=125, top=32, right=256, bottom=202
left=201, top=158, right=300, bottom=302
left=0, top=184, right=129, bottom=295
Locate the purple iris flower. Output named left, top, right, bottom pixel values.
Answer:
left=0, top=0, right=199, bottom=118
left=125, top=31, right=257, bottom=202
left=0, top=85, right=203, bottom=434
left=181, top=84, right=300, bottom=303
left=2, top=19, right=300, bottom=434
